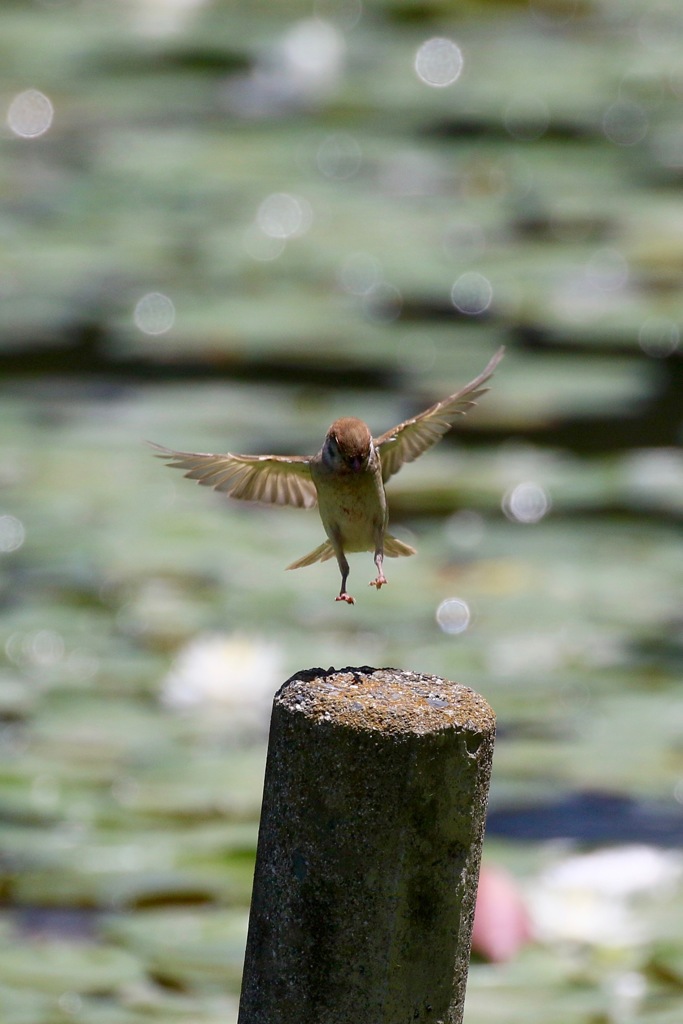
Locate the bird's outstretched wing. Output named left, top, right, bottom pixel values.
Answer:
left=148, top=443, right=318, bottom=509
left=375, top=346, right=505, bottom=482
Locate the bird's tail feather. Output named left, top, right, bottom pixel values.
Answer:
left=384, top=533, right=416, bottom=558
left=287, top=541, right=335, bottom=570
left=287, top=533, right=415, bottom=571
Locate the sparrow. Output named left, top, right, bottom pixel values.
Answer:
left=150, top=346, right=504, bottom=604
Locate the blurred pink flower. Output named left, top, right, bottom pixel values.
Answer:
left=472, top=865, right=532, bottom=962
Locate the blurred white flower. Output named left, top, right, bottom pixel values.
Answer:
left=125, top=0, right=208, bottom=37
left=530, top=845, right=683, bottom=950
left=278, top=18, right=345, bottom=93
left=161, top=632, right=281, bottom=728
left=622, top=448, right=683, bottom=514
left=223, top=19, right=346, bottom=117
left=488, top=632, right=566, bottom=678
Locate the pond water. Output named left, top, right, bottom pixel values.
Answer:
left=1, top=0, right=682, bottom=1021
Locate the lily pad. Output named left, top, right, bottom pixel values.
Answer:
left=102, top=908, right=248, bottom=992
left=0, top=939, right=144, bottom=995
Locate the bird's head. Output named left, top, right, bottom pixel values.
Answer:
left=323, top=417, right=373, bottom=473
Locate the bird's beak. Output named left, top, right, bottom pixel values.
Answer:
left=349, top=455, right=365, bottom=471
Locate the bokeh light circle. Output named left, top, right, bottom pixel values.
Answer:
left=451, top=272, right=493, bottom=315
left=7, top=89, right=54, bottom=138
left=638, top=316, right=680, bottom=358
left=602, top=100, right=648, bottom=147
left=257, top=192, right=312, bottom=239
left=415, top=38, right=463, bottom=88
left=0, top=515, right=25, bottom=553
left=436, top=597, right=471, bottom=635
left=502, top=481, right=551, bottom=524
left=134, top=292, right=175, bottom=336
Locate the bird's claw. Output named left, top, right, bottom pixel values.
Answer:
left=369, top=575, right=388, bottom=590
left=336, top=592, right=355, bottom=605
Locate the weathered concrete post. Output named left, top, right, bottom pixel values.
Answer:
left=238, top=666, right=495, bottom=1024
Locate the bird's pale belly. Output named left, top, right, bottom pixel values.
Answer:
left=314, top=471, right=386, bottom=553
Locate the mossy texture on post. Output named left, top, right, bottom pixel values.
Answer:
left=238, top=666, right=495, bottom=1024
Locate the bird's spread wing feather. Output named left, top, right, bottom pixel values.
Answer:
left=375, top=346, right=504, bottom=482
left=148, top=442, right=317, bottom=509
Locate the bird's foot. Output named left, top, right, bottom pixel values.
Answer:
left=368, top=574, right=388, bottom=590
left=335, top=592, right=355, bottom=605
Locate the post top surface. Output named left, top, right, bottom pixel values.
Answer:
left=276, top=666, right=495, bottom=737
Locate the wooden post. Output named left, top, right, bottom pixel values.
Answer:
left=238, top=666, right=495, bottom=1024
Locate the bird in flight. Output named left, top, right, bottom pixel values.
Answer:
left=150, top=346, right=504, bottom=605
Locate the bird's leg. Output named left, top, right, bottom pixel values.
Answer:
left=334, top=549, right=355, bottom=605
left=369, top=547, right=387, bottom=590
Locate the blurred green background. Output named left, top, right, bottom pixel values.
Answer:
left=1, top=0, right=682, bottom=1021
